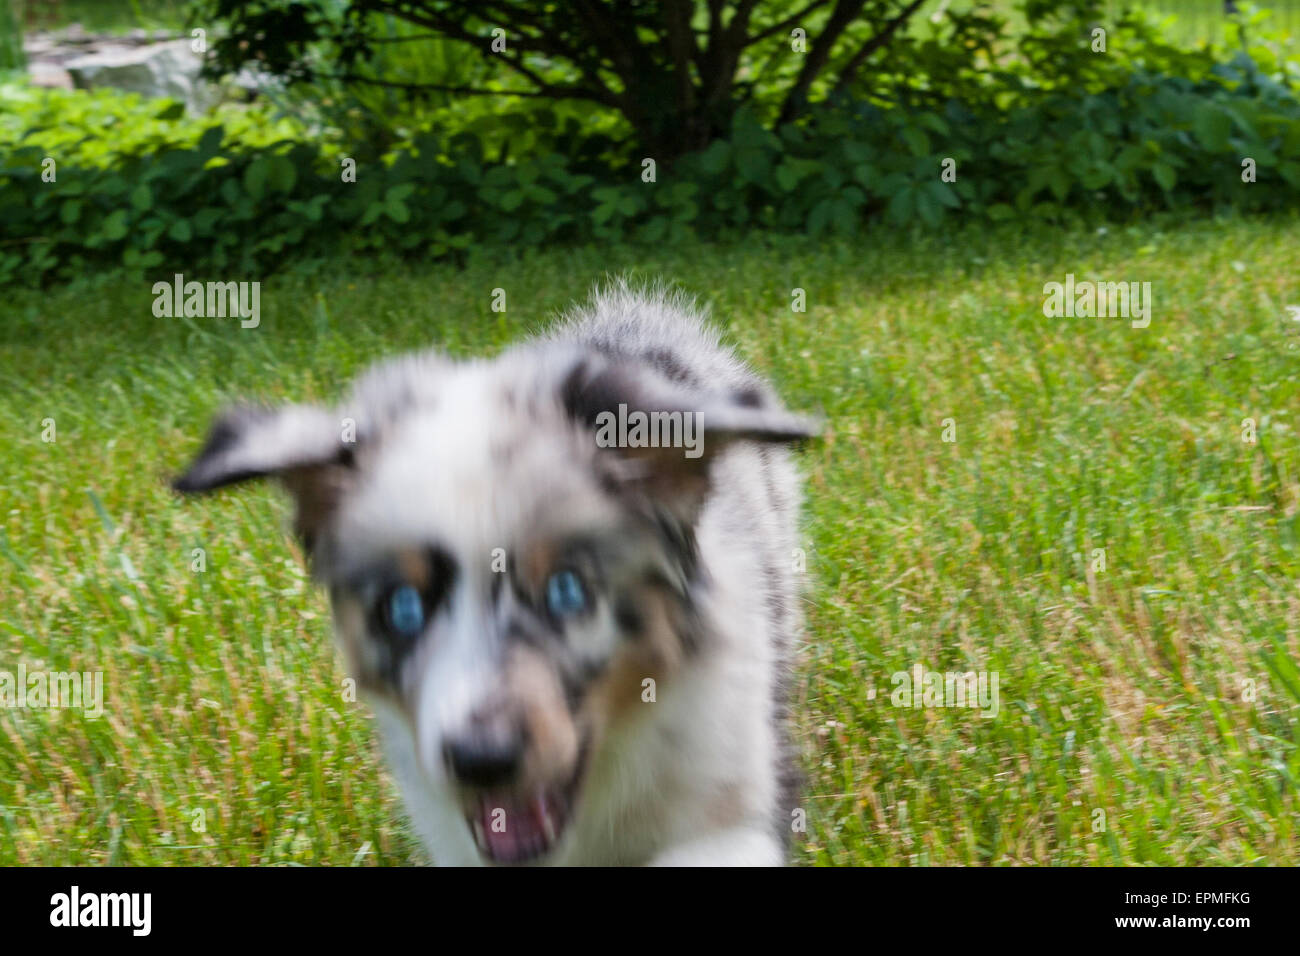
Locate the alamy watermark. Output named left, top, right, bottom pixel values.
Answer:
left=50, top=886, right=150, bottom=936
left=1043, top=273, right=1151, bottom=329
left=594, top=403, right=703, bottom=459
left=151, top=273, right=260, bottom=328
left=890, top=664, right=999, bottom=718
left=0, top=663, right=104, bottom=718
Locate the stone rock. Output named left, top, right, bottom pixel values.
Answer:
left=56, top=23, right=90, bottom=43
left=28, top=62, right=73, bottom=89
left=63, top=39, right=218, bottom=113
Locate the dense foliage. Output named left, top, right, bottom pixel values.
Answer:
left=199, top=0, right=939, bottom=161
left=1, top=2, right=1298, bottom=286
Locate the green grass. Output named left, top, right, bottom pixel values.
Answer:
left=906, top=1, right=1300, bottom=55
left=15, top=0, right=189, bottom=34
left=2, top=215, right=1299, bottom=865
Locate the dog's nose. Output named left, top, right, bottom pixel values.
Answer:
left=443, top=733, right=523, bottom=788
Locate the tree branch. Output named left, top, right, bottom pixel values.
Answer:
left=743, top=0, right=832, bottom=47
left=831, top=0, right=927, bottom=96
left=363, top=0, right=622, bottom=108
left=662, top=0, right=700, bottom=114
left=364, top=33, right=446, bottom=44
left=325, top=73, right=568, bottom=98
left=699, top=0, right=760, bottom=115
left=777, top=0, right=868, bottom=125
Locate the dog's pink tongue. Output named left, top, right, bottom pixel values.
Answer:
left=479, top=793, right=549, bottom=863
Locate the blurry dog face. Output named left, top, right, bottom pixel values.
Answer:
left=321, top=368, right=698, bottom=863
left=174, top=343, right=812, bottom=864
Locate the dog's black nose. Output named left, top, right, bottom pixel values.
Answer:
left=443, top=734, right=523, bottom=788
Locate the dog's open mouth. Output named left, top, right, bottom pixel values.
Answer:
left=467, top=781, right=577, bottom=864
left=465, top=738, right=590, bottom=865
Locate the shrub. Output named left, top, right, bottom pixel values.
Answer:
left=2, top=9, right=1298, bottom=287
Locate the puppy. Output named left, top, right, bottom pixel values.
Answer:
left=174, top=283, right=816, bottom=865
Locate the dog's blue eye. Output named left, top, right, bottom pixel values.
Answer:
left=545, top=570, right=587, bottom=619
left=384, top=584, right=425, bottom=638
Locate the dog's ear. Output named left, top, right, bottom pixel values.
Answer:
left=561, top=355, right=818, bottom=521
left=172, top=404, right=355, bottom=548
left=172, top=404, right=346, bottom=492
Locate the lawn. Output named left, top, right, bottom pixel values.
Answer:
left=2, top=214, right=1299, bottom=865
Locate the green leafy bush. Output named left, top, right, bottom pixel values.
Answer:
left=0, top=82, right=309, bottom=167
left=2, top=16, right=1299, bottom=287
left=0, top=0, right=24, bottom=72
